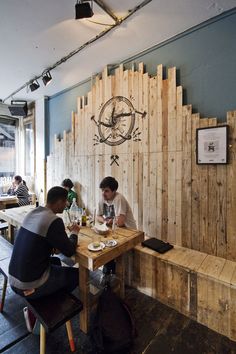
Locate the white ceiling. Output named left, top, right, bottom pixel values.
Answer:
left=0, top=0, right=235, bottom=104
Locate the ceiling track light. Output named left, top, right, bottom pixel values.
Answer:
left=75, top=0, right=94, bottom=19
left=8, top=100, right=28, bottom=117
left=42, top=71, right=52, bottom=86
left=29, top=80, right=40, bottom=92
left=2, top=0, right=151, bottom=103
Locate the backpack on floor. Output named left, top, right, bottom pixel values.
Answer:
left=91, top=285, right=135, bottom=354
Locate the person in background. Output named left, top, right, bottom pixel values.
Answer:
left=61, top=178, right=78, bottom=208
left=97, top=176, right=136, bottom=280
left=8, top=186, right=80, bottom=331
left=7, top=175, right=30, bottom=206
left=22, top=180, right=29, bottom=190
left=97, top=176, right=136, bottom=229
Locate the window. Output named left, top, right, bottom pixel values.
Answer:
left=0, top=103, right=35, bottom=189
left=24, top=120, right=34, bottom=176
left=0, top=117, right=16, bottom=178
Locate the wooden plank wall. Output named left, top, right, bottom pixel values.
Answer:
left=131, top=245, right=236, bottom=341
left=47, top=64, right=236, bottom=261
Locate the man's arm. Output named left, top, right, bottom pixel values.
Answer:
left=97, top=215, right=105, bottom=223
left=47, top=218, right=79, bottom=257
left=116, top=214, right=126, bottom=227
left=97, top=200, right=107, bottom=224
left=114, top=195, right=128, bottom=227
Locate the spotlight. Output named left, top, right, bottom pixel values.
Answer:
left=8, top=100, right=28, bottom=117
left=29, top=80, right=40, bottom=92
left=75, top=1, right=93, bottom=19
left=42, top=71, right=52, bottom=86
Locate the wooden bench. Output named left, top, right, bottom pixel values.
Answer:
left=127, top=244, right=236, bottom=341
left=25, top=291, right=83, bottom=354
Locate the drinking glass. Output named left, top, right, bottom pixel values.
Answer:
left=112, top=217, right=118, bottom=239
left=77, top=208, right=82, bottom=225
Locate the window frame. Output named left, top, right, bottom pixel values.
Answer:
left=0, top=114, right=18, bottom=179
left=23, top=113, right=35, bottom=176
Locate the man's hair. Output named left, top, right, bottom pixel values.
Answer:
left=47, top=186, right=68, bottom=204
left=99, top=176, right=118, bottom=191
left=14, top=175, right=22, bottom=183
left=61, top=178, right=74, bottom=189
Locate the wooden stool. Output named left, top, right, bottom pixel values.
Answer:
left=25, top=291, right=83, bottom=354
left=0, top=266, right=8, bottom=312
left=0, top=238, right=13, bottom=312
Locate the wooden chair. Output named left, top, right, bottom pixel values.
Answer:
left=25, top=291, right=83, bottom=354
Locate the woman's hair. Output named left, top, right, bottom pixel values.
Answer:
left=61, top=178, right=74, bottom=189
left=22, top=180, right=29, bottom=190
left=99, top=176, right=118, bottom=191
left=14, top=175, right=22, bottom=183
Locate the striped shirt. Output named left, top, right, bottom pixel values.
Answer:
left=8, top=184, right=30, bottom=206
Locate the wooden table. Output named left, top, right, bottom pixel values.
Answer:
left=0, top=205, right=35, bottom=243
left=0, top=206, right=144, bottom=333
left=76, top=227, right=144, bottom=333
left=0, top=195, right=18, bottom=210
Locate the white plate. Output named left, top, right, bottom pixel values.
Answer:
left=105, top=239, right=118, bottom=247
left=88, top=242, right=105, bottom=252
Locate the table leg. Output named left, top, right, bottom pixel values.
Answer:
left=116, top=254, right=125, bottom=298
left=79, top=265, right=89, bottom=333
left=7, top=223, right=15, bottom=244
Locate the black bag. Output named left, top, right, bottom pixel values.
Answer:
left=142, top=237, right=173, bottom=253
left=91, top=285, right=135, bottom=354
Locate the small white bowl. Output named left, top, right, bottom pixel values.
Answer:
left=92, top=223, right=109, bottom=235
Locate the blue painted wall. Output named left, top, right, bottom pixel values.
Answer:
left=47, top=80, right=90, bottom=154
left=47, top=9, right=236, bottom=155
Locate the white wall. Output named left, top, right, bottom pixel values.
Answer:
left=35, top=97, right=46, bottom=205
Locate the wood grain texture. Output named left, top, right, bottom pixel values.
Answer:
left=46, top=63, right=236, bottom=261
left=131, top=245, right=236, bottom=340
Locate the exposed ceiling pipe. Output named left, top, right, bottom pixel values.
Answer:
left=3, top=0, right=152, bottom=103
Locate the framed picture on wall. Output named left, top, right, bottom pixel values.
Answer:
left=196, top=125, right=229, bottom=164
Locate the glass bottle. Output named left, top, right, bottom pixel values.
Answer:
left=69, top=198, right=78, bottom=223
left=62, top=208, right=69, bottom=227
left=81, top=208, right=87, bottom=227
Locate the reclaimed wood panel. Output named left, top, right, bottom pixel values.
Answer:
left=226, top=111, right=236, bottom=261
left=46, top=63, right=236, bottom=261
left=131, top=245, right=236, bottom=340
left=191, top=114, right=200, bottom=250
left=181, top=105, right=192, bottom=248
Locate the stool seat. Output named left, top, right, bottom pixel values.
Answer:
left=25, top=291, right=83, bottom=333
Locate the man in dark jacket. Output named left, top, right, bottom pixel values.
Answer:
left=9, top=186, right=80, bottom=299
